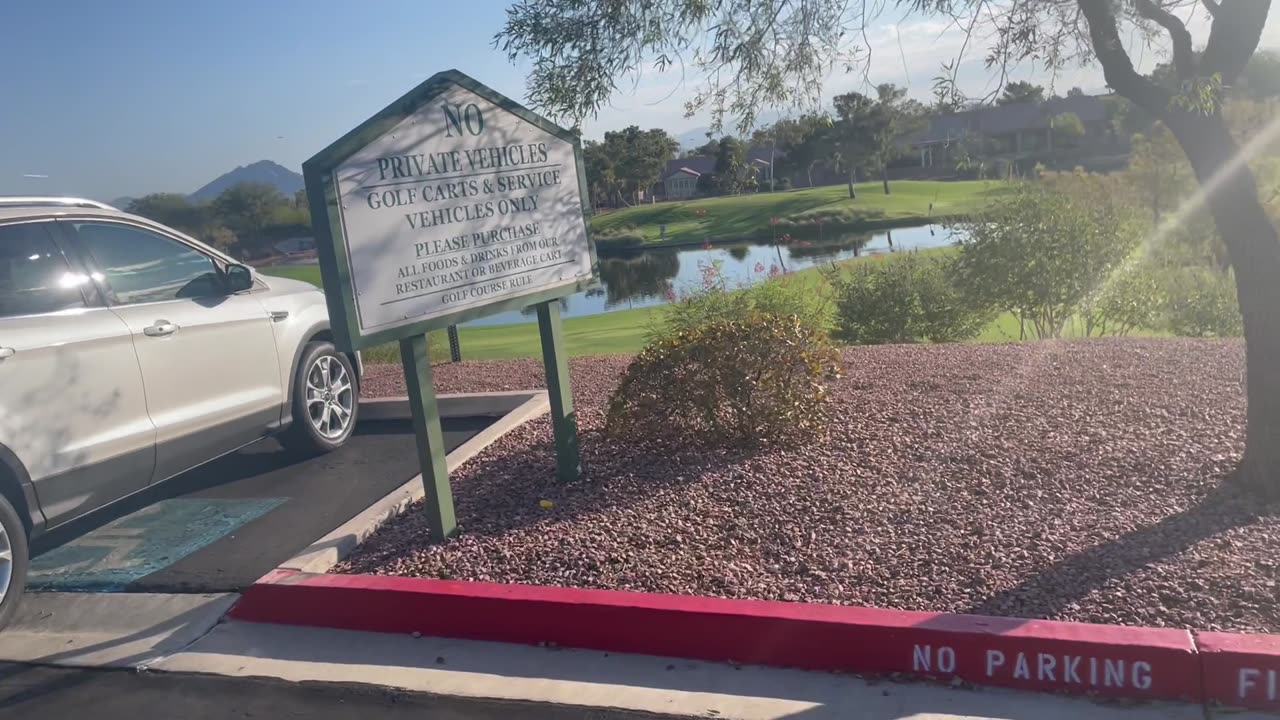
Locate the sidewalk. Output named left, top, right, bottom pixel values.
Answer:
left=3, top=591, right=1246, bottom=720
left=159, top=618, right=1211, bottom=720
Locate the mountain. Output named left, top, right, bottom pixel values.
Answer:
left=189, top=160, right=304, bottom=201
left=674, top=111, right=785, bottom=151
left=676, top=126, right=716, bottom=150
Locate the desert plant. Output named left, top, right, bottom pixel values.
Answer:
left=606, top=312, right=842, bottom=447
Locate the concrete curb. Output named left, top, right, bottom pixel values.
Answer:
left=1197, top=630, right=1280, bottom=711
left=276, top=391, right=549, bottom=574
left=229, top=569, right=1217, bottom=705
left=359, top=391, right=542, bottom=421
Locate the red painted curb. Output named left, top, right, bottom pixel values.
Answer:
left=1197, top=631, right=1280, bottom=711
left=231, top=570, right=1200, bottom=702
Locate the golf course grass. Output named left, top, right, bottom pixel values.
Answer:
left=262, top=264, right=658, bottom=362
left=260, top=242, right=1081, bottom=364
left=591, top=180, right=1004, bottom=248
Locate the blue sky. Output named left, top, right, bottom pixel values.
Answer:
left=2, top=1, right=1276, bottom=201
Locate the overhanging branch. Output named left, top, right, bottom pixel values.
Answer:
left=1076, top=0, right=1170, bottom=113
left=1134, top=0, right=1195, bottom=79
left=1200, top=0, right=1271, bottom=83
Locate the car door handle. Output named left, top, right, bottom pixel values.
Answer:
left=143, top=322, right=178, bottom=337
left=0, top=347, right=14, bottom=360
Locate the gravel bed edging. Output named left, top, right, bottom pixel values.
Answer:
left=229, top=568, right=1280, bottom=711
left=275, top=391, right=549, bottom=574
left=333, top=340, right=1280, bottom=710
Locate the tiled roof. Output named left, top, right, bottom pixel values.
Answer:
left=661, top=146, right=778, bottom=180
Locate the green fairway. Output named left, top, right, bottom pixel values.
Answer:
left=591, top=180, right=1004, bottom=248
left=260, top=241, right=1146, bottom=364
left=259, top=264, right=656, bottom=362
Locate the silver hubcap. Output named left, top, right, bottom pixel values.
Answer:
left=0, top=521, right=11, bottom=605
left=305, top=354, right=354, bottom=440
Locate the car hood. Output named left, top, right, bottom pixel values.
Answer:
left=261, top=274, right=322, bottom=295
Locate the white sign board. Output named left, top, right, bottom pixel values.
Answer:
left=326, top=81, right=593, bottom=336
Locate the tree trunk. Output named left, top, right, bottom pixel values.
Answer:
left=807, top=162, right=815, bottom=188
left=882, top=167, right=891, bottom=195
left=1168, top=109, right=1280, bottom=497
left=847, top=167, right=857, bottom=199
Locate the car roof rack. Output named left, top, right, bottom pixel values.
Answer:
left=0, top=197, right=117, bottom=210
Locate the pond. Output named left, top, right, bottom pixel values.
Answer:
left=467, top=223, right=962, bottom=326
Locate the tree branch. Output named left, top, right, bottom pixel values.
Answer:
left=1076, top=0, right=1170, bottom=113
left=1200, top=0, right=1272, bottom=83
left=1134, top=0, right=1195, bottom=79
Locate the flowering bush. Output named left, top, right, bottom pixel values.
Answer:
left=605, top=312, right=842, bottom=447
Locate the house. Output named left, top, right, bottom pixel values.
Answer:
left=908, top=94, right=1123, bottom=168
left=659, top=146, right=778, bottom=199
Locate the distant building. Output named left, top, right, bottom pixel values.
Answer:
left=666, top=167, right=702, bottom=199
left=659, top=146, right=778, bottom=199
left=908, top=94, right=1124, bottom=169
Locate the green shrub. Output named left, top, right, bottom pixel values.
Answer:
left=659, top=265, right=833, bottom=338
left=606, top=312, right=842, bottom=447
left=777, top=177, right=793, bottom=190
left=1160, top=266, right=1243, bottom=337
left=829, top=253, right=989, bottom=344
left=1081, top=261, right=1165, bottom=337
left=954, top=182, right=1141, bottom=339
left=830, top=255, right=917, bottom=344
left=915, top=256, right=993, bottom=342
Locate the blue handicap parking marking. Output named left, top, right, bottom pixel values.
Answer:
left=28, top=497, right=286, bottom=592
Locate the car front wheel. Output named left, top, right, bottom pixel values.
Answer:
left=0, top=492, right=29, bottom=631
left=281, top=341, right=358, bottom=454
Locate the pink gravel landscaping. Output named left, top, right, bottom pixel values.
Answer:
left=343, top=338, right=1280, bottom=633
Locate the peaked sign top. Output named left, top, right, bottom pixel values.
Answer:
left=303, top=69, right=598, bottom=351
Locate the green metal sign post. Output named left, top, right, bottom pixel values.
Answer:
left=303, top=69, right=596, bottom=540
left=536, top=301, right=580, bottom=483
left=398, top=333, right=456, bottom=538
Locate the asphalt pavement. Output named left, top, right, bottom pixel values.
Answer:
left=26, top=416, right=493, bottom=593
left=0, top=663, right=661, bottom=720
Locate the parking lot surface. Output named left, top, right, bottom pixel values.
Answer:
left=28, top=416, right=493, bottom=593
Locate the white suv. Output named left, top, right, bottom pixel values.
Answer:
left=0, top=198, right=360, bottom=627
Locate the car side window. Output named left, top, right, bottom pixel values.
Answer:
left=0, top=222, right=86, bottom=318
left=71, top=222, right=223, bottom=305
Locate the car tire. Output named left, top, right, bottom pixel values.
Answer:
left=281, top=341, right=359, bottom=455
left=0, top=492, right=29, bottom=631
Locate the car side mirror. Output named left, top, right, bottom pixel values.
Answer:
left=225, top=264, right=254, bottom=293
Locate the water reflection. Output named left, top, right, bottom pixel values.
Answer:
left=599, top=252, right=680, bottom=306
left=470, top=223, right=959, bottom=326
